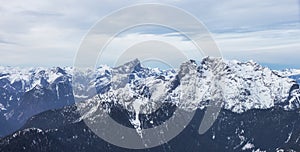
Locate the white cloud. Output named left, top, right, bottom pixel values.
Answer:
left=0, top=0, right=299, bottom=68
left=97, top=32, right=199, bottom=67
left=214, top=24, right=300, bottom=65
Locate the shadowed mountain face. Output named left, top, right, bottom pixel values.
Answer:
left=0, top=67, right=75, bottom=137
left=0, top=58, right=300, bottom=151
left=0, top=105, right=299, bottom=152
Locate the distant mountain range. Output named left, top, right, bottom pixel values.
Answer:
left=0, top=57, right=299, bottom=152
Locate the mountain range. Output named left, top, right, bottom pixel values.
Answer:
left=0, top=57, right=299, bottom=152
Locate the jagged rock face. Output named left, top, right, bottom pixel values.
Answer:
left=201, top=58, right=299, bottom=112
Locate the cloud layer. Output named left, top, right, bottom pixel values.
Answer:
left=0, top=0, right=299, bottom=69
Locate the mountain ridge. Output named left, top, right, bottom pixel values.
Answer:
left=0, top=57, right=299, bottom=137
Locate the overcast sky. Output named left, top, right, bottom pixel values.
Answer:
left=0, top=0, right=299, bottom=69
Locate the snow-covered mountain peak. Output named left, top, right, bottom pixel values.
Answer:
left=113, top=58, right=142, bottom=74
left=278, top=69, right=300, bottom=77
